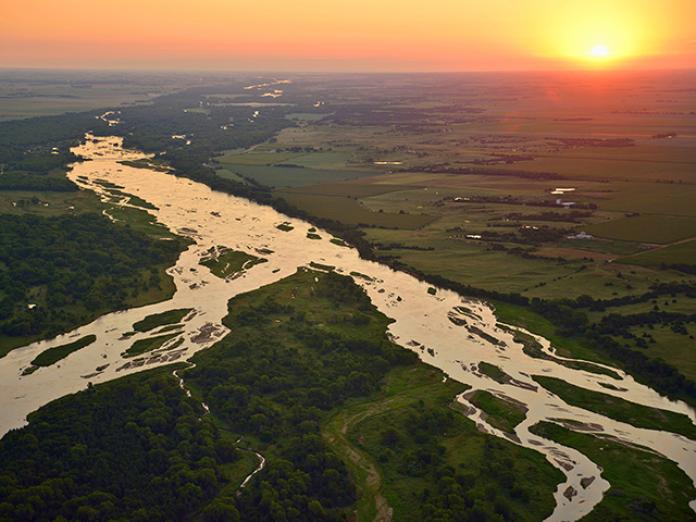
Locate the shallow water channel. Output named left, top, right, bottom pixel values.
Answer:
left=1, top=135, right=694, bottom=520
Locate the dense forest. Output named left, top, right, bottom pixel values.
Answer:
left=0, top=368, right=241, bottom=522
left=0, top=214, right=184, bottom=343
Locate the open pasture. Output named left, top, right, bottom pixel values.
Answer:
left=0, top=78, right=184, bottom=120
left=274, top=190, right=435, bottom=228
left=279, top=181, right=419, bottom=198
left=594, top=182, right=696, bottom=217
left=621, top=239, right=696, bottom=268
left=218, top=163, right=374, bottom=187
left=587, top=214, right=696, bottom=244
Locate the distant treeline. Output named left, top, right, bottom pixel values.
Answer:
left=0, top=172, right=76, bottom=192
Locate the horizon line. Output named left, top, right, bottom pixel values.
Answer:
left=2, top=65, right=696, bottom=75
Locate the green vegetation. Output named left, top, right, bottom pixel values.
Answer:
left=327, top=363, right=561, bottom=522
left=308, top=261, right=335, bottom=271
left=531, top=422, right=696, bottom=521
left=626, top=323, right=696, bottom=380
left=622, top=239, right=696, bottom=271
left=29, top=334, right=97, bottom=368
left=478, top=361, right=510, bottom=384
left=468, top=390, right=526, bottom=434
left=132, top=308, right=192, bottom=333
left=217, top=164, right=373, bottom=188
left=124, top=333, right=180, bottom=358
left=184, top=269, right=413, bottom=520
left=534, top=375, right=696, bottom=440
left=0, top=367, right=252, bottom=521
left=0, top=214, right=186, bottom=358
left=495, top=301, right=609, bottom=363
left=200, top=247, right=266, bottom=279
left=276, top=190, right=435, bottom=229
left=0, top=189, right=103, bottom=216
left=1, top=264, right=687, bottom=521
left=0, top=172, right=77, bottom=192
left=587, top=214, right=696, bottom=244
left=126, top=194, right=158, bottom=210
left=182, top=269, right=562, bottom=521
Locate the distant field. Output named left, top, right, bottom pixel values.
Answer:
left=217, top=164, right=374, bottom=187
left=368, top=238, right=577, bottom=295
left=364, top=226, right=686, bottom=300
left=0, top=83, right=172, bottom=120
left=621, top=239, right=696, bottom=268
left=587, top=214, right=696, bottom=244
left=554, top=238, right=646, bottom=256
left=597, top=183, right=696, bottom=217
left=216, top=150, right=303, bottom=165
left=217, top=148, right=358, bottom=170
left=280, top=182, right=418, bottom=198
left=499, top=146, right=696, bottom=184
left=275, top=190, right=435, bottom=228
left=629, top=324, right=696, bottom=381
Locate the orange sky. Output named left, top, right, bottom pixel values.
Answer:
left=2, top=0, right=695, bottom=71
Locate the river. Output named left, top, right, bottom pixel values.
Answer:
left=0, top=134, right=694, bottom=520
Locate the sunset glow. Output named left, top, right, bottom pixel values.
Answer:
left=0, top=0, right=694, bottom=71
left=590, top=44, right=610, bottom=59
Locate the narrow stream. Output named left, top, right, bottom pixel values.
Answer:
left=0, top=134, right=694, bottom=520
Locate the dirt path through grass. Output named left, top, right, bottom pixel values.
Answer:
left=323, top=398, right=397, bottom=522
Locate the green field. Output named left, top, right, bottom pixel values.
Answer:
left=275, top=191, right=435, bottom=228
left=217, top=164, right=374, bottom=188
left=621, top=239, right=696, bottom=268
left=280, top=181, right=420, bottom=198
left=587, top=214, right=696, bottom=244
left=598, top=183, right=696, bottom=217
left=0, top=189, right=104, bottom=216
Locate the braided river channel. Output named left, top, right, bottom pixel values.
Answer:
left=1, top=135, right=694, bottom=520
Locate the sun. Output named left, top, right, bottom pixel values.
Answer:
left=589, top=43, right=610, bottom=59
